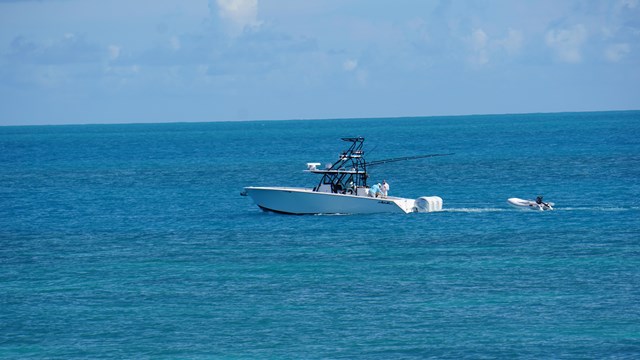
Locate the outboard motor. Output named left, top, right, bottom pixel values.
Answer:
left=414, top=196, right=443, bottom=212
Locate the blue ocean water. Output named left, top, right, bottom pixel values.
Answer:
left=1, top=111, right=639, bottom=358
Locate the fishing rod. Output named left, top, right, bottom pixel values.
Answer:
left=367, top=153, right=454, bottom=167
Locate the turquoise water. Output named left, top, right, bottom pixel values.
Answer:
left=1, top=111, right=639, bottom=358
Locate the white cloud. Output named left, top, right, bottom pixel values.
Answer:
left=466, top=27, right=524, bottom=67
left=546, top=24, right=588, bottom=63
left=471, top=28, right=488, bottom=50
left=468, top=28, right=489, bottom=65
left=108, top=45, right=120, bottom=60
left=342, top=58, right=366, bottom=86
left=216, top=0, right=261, bottom=36
left=497, top=28, right=523, bottom=56
left=343, top=59, right=358, bottom=71
left=605, top=43, right=630, bottom=62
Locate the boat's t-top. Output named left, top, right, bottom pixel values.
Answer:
left=307, top=137, right=369, bottom=196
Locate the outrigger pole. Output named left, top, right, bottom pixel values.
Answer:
left=367, top=153, right=454, bottom=167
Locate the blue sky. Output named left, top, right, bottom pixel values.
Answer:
left=0, top=0, right=639, bottom=125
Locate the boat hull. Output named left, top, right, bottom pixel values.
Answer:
left=507, top=197, right=554, bottom=211
left=244, top=186, right=420, bottom=214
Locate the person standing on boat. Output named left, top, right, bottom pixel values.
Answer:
left=381, top=180, right=389, bottom=198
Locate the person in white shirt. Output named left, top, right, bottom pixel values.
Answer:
left=381, top=180, right=389, bottom=198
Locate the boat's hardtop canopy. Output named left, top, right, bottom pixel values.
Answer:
left=310, top=137, right=368, bottom=193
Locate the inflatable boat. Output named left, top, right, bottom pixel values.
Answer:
left=507, top=197, right=554, bottom=211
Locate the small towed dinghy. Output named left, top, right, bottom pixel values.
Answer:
left=507, top=196, right=554, bottom=211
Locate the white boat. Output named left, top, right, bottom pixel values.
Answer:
left=507, top=197, right=554, bottom=211
left=243, top=137, right=448, bottom=215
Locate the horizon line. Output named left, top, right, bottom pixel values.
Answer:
left=1, top=109, right=638, bottom=128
